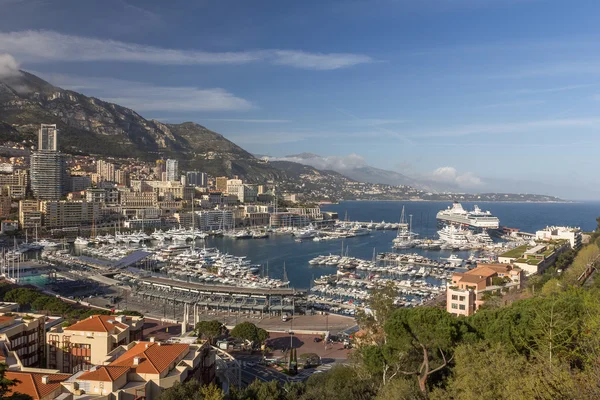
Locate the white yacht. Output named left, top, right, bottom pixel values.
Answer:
left=437, top=202, right=500, bottom=230
left=437, top=225, right=471, bottom=245
left=74, top=237, right=89, bottom=246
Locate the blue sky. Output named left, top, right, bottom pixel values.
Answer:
left=1, top=0, right=600, bottom=198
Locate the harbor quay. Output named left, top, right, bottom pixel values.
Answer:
left=134, top=276, right=303, bottom=318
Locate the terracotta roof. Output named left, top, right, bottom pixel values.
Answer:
left=465, top=266, right=498, bottom=278
left=65, top=315, right=127, bottom=332
left=109, top=342, right=189, bottom=375
left=456, top=274, right=488, bottom=284
left=0, top=315, right=14, bottom=323
left=5, top=371, right=70, bottom=400
left=78, top=366, right=130, bottom=382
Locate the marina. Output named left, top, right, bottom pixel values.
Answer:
left=2, top=200, right=596, bottom=319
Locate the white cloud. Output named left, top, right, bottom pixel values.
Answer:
left=430, top=167, right=482, bottom=188
left=413, top=118, right=600, bottom=138
left=0, top=53, right=19, bottom=78
left=34, top=72, right=253, bottom=112
left=201, top=118, right=290, bottom=123
left=0, top=30, right=373, bottom=70
left=272, top=153, right=368, bottom=171
left=513, top=84, right=593, bottom=95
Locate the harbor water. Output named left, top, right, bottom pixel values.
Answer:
left=149, top=200, right=600, bottom=289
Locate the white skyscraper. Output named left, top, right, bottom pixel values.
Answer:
left=38, top=124, right=57, bottom=151
left=166, top=159, right=179, bottom=182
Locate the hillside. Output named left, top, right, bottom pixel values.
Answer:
left=0, top=70, right=290, bottom=181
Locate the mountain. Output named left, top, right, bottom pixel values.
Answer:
left=0, top=70, right=294, bottom=181
left=282, top=152, right=426, bottom=188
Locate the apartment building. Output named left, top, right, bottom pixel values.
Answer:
left=69, top=340, right=215, bottom=400
left=19, top=199, right=42, bottom=229
left=0, top=313, right=46, bottom=367
left=536, top=226, right=582, bottom=249
left=165, top=159, right=179, bottom=182
left=30, top=151, right=67, bottom=200
left=47, top=315, right=144, bottom=373
left=0, top=169, right=28, bottom=199
left=498, top=242, right=569, bottom=275
left=447, top=264, right=523, bottom=316
left=120, top=191, right=158, bottom=208
left=40, top=200, right=100, bottom=229
left=270, top=212, right=310, bottom=228
left=0, top=192, right=11, bottom=218
left=215, top=176, right=228, bottom=192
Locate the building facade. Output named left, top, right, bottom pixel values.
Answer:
left=30, top=151, right=67, bottom=200
left=447, top=264, right=523, bottom=316
left=40, top=200, right=100, bottom=229
left=47, top=315, right=144, bottom=373
left=165, top=159, right=179, bottom=182
left=38, top=124, right=58, bottom=151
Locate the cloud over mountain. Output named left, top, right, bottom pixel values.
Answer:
left=0, top=30, right=373, bottom=70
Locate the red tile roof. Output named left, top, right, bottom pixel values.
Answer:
left=65, top=315, right=127, bottom=332
left=78, top=366, right=130, bottom=382
left=5, top=371, right=70, bottom=400
left=109, top=342, right=189, bottom=375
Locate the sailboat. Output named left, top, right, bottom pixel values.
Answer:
left=392, top=207, right=419, bottom=249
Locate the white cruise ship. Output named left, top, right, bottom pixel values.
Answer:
left=436, top=202, right=500, bottom=230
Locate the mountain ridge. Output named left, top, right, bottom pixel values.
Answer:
left=0, top=70, right=320, bottom=182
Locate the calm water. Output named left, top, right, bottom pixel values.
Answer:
left=194, top=201, right=600, bottom=289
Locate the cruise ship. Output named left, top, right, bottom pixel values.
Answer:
left=436, top=202, right=500, bottom=231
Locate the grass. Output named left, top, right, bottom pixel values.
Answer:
left=501, top=245, right=529, bottom=259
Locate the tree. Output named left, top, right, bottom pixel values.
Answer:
left=383, top=307, right=464, bottom=395
left=356, top=281, right=398, bottom=344
left=257, top=327, right=269, bottom=343
left=302, top=365, right=376, bottom=400
left=298, top=353, right=321, bottom=367
left=230, top=322, right=265, bottom=346
left=194, top=320, right=223, bottom=344
left=0, top=363, right=33, bottom=400
left=156, top=380, right=224, bottom=400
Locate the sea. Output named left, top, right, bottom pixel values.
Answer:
left=192, top=201, right=600, bottom=289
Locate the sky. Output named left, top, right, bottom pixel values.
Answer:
left=0, top=0, right=600, bottom=199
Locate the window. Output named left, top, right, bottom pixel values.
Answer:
left=459, top=296, right=465, bottom=301
left=459, top=304, right=466, bottom=310
left=451, top=295, right=458, bottom=300
left=451, top=303, right=458, bottom=309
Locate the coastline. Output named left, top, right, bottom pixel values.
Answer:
left=343, top=199, right=575, bottom=204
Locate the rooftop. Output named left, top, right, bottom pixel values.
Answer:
left=64, top=315, right=127, bottom=333
left=5, top=371, right=71, bottom=400
left=78, top=365, right=130, bottom=382
left=109, top=342, right=189, bottom=375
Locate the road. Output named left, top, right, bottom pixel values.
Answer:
left=234, top=353, right=340, bottom=386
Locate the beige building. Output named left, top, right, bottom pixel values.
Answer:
left=47, top=315, right=144, bottom=373
left=215, top=176, right=228, bottom=192
left=0, top=313, right=47, bottom=367
left=120, top=191, right=158, bottom=208
left=0, top=169, right=28, bottom=199
left=447, top=264, right=523, bottom=316
left=40, top=200, right=100, bottom=229
left=19, top=199, right=42, bottom=229
left=0, top=192, right=11, bottom=218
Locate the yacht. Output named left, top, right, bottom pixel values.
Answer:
left=74, top=237, right=89, bottom=246
left=294, top=225, right=318, bottom=240
left=437, top=225, right=471, bottom=245
left=234, top=230, right=253, bottom=239
left=392, top=207, right=419, bottom=249
left=441, top=254, right=464, bottom=265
